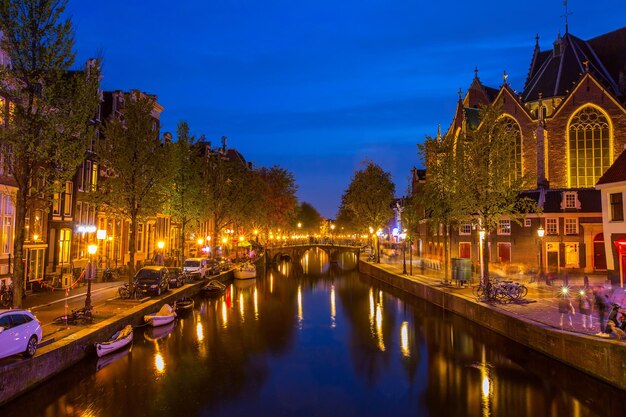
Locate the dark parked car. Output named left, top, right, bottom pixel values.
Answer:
left=134, top=266, right=169, bottom=296
left=166, top=267, right=184, bottom=288
left=206, top=260, right=221, bottom=276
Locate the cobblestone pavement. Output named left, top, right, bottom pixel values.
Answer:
left=375, top=256, right=626, bottom=341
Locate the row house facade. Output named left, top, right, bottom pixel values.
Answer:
left=419, top=25, right=626, bottom=281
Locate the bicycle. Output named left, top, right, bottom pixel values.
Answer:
left=103, top=268, right=121, bottom=282
left=118, top=281, right=140, bottom=299
left=0, top=283, right=13, bottom=307
left=52, top=307, right=93, bottom=325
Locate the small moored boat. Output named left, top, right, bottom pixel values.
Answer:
left=95, top=324, right=133, bottom=358
left=174, top=297, right=194, bottom=313
left=201, top=280, right=226, bottom=296
left=144, top=304, right=177, bottom=327
left=234, top=263, right=256, bottom=280
left=144, top=321, right=176, bottom=342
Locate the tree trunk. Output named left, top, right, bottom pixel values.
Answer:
left=482, top=232, right=490, bottom=285
left=11, top=186, right=28, bottom=308
left=128, top=210, right=137, bottom=283
left=443, top=224, right=450, bottom=282
left=180, top=217, right=186, bottom=265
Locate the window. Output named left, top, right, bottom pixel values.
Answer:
left=497, top=243, right=511, bottom=263
left=568, top=106, right=611, bottom=187
left=498, top=220, right=511, bottom=235
left=459, top=242, right=471, bottom=259
left=495, top=117, right=522, bottom=183
left=59, top=229, right=71, bottom=264
left=546, top=218, right=558, bottom=234
left=565, top=218, right=578, bottom=235
left=459, top=223, right=472, bottom=235
left=76, top=202, right=82, bottom=223
left=0, top=96, right=4, bottom=125
left=524, top=218, right=532, bottom=228
left=91, top=163, right=98, bottom=190
left=565, top=243, right=579, bottom=267
left=563, top=192, right=578, bottom=209
left=137, top=223, right=144, bottom=252
left=52, top=191, right=61, bottom=215
left=4, top=195, right=13, bottom=215
left=610, top=193, right=624, bottom=221
left=1, top=216, right=11, bottom=254
left=63, top=181, right=73, bottom=216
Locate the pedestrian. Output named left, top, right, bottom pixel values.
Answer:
left=578, top=290, right=592, bottom=330
left=583, top=275, right=590, bottom=289
left=593, top=287, right=609, bottom=337
left=559, top=295, right=575, bottom=329
left=563, top=272, right=569, bottom=287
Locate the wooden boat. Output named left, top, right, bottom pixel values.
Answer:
left=174, top=297, right=194, bottom=313
left=144, top=304, right=177, bottom=327
left=201, top=280, right=226, bottom=296
left=234, top=263, right=256, bottom=279
left=95, top=324, right=133, bottom=358
left=96, top=345, right=131, bottom=371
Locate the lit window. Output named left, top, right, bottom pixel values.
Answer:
left=495, top=117, right=522, bottom=183
left=563, top=192, right=578, bottom=209
left=498, top=220, right=511, bottom=235
left=565, top=243, right=579, bottom=267
left=568, top=106, right=611, bottom=187
left=52, top=192, right=61, bottom=216
left=91, top=163, right=98, bottom=190
left=546, top=218, right=558, bottom=234
left=524, top=218, right=531, bottom=228
left=459, top=223, right=472, bottom=235
left=63, top=181, right=72, bottom=216
left=1, top=216, right=12, bottom=254
left=610, top=193, right=624, bottom=221
left=59, top=229, right=71, bottom=264
left=565, top=218, right=578, bottom=235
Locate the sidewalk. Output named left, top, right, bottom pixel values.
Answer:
left=22, top=280, right=123, bottom=311
left=377, top=256, right=626, bottom=339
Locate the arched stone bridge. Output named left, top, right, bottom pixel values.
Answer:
left=265, top=244, right=361, bottom=266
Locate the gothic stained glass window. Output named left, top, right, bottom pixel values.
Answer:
left=568, top=107, right=611, bottom=188
left=496, top=116, right=522, bottom=183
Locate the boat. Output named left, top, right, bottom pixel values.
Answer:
left=144, top=304, right=177, bottom=327
left=95, top=324, right=133, bottom=358
left=144, top=321, right=176, bottom=342
left=174, top=297, right=194, bottom=313
left=201, top=279, right=226, bottom=296
left=96, top=345, right=131, bottom=371
left=234, top=263, right=256, bottom=279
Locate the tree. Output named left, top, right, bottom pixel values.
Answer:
left=400, top=179, right=424, bottom=275
left=460, top=105, right=536, bottom=284
left=0, top=0, right=100, bottom=306
left=97, top=94, right=167, bottom=279
left=339, top=161, right=395, bottom=261
left=295, top=202, right=323, bottom=234
left=417, top=134, right=463, bottom=282
left=257, top=165, right=298, bottom=231
left=165, top=122, right=203, bottom=264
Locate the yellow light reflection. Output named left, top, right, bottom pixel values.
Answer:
left=254, top=287, right=259, bottom=320
left=196, top=322, right=204, bottom=342
left=270, top=274, right=274, bottom=293
left=480, top=346, right=492, bottom=417
left=400, top=321, right=410, bottom=357
left=297, top=285, right=303, bottom=324
left=369, top=288, right=375, bottom=321
left=376, top=304, right=385, bottom=351
left=239, top=292, right=245, bottom=321
left=221, top=301, right=228, bottom=327
left=330, top=285, right=336, bottom=328
left=155, top=352, right=165, bottom=374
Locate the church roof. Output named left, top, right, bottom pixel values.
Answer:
left=522, top=27, right=626, bottom=102
left=596, top=149, right=626, bottom=186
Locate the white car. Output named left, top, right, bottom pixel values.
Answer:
left=0, top=309, right=42, bottom=359
left=183, top=258, right=209, bottom=279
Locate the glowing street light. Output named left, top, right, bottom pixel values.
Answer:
left=86, top=244, right=98, bottom=311
left=537, top=226, right=545, bottom=282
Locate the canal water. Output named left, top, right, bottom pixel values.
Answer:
left=2, top=248, right=625, bottom=417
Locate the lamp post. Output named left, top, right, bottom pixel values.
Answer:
left=376, top=229, right=382, bottom=263
left=97, top=229, right=106, bottom=269
left=400, top=231, right=407, bottom=274
left=330, top=224, right=335, bottom=245
left=479, top=229, right=485, bottom=285
left=537, top=226, right=545, bottom=283
left=157, top=240, right=165, bottom=265
left=86, top=244, right=97, bottom=311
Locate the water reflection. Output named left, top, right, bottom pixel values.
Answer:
left=3, top=249, right=626, bottom=417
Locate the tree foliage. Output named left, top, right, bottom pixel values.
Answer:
left=295, top=202, right=322, bottom=234
left=0, top=0, right=100, bottom=306
left=98, top=94, right=168, bottom=278
left=339, top=161, right=395, bottom=234
left=256, top=165, right=298, bottom=231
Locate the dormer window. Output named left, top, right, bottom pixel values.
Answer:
left=561, top=191, right=580, bottom=209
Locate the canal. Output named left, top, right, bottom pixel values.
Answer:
left=2, top=248, right=625, bottom=417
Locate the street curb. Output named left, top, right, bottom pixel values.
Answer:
left=29, top=284, right=121, bottom=312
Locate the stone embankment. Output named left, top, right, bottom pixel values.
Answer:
left=359, top=261, right=626, bottom=391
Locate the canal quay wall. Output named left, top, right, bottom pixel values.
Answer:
left=0, top=271, right=233, bottom=406
left=359, top=261, right=626, bottom=391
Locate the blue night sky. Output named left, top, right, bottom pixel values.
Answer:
left=66, top=1, right=626, bottom=218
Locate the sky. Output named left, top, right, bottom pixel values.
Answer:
left=65, top=0, right=626, bottom=218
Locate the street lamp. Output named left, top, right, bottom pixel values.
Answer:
left=86, top=244, right=97, bottom=311
left=330, top=224, right=335, bottom=245
left=400, top=231, right=407, bottom=274
left=537, top=226, right=545, bottom=282
left=479, top=229, right=485, bottom=285
left=376, top=229, right=382, bottom=263
left=157, top=240, right=165, bottom=265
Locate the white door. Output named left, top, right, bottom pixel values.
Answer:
left=0, top=315, right=17, bottom=358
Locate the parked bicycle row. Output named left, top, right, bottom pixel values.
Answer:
left=472, top=278, right=529, bottom=303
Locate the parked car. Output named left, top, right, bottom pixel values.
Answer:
left=206, top=259, right=221, bottom=276
left=166, top=267, right=184, bottom=288
left=134, top=266, right=169, bottom=296
left=183, top=258, right=209, bottom=280
left=0, top=309, right=42, bottom=359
